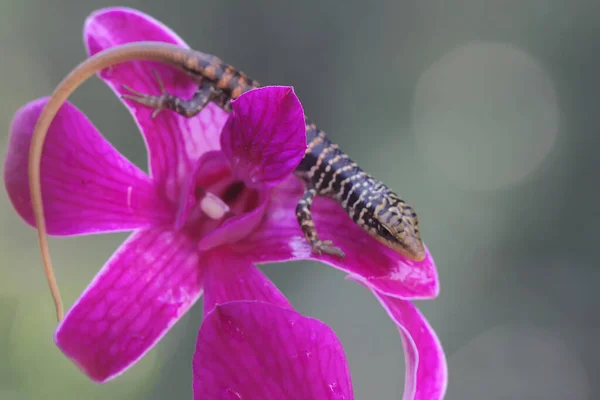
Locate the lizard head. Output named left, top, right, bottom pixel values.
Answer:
left=371, top=194, right=426, bottom=262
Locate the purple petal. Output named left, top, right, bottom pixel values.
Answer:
left=197, top=197, right=269, bottom=252
left=202, top=251, right=293, bottom=315
left=193, top=301, right=354, bottom=400
left=55, top=229, right=203, bottom=382
left=4, top=98, right=172, bottom=235
left=84, top=7, right=229, bottom=201
left=236, top=176, right=439, bottom=299
left=220, top=86, right=307, bottom=187
left=355, top=280, right=447, bottom=400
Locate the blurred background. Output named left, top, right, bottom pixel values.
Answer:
left=1, top=1, right=598, bottom=399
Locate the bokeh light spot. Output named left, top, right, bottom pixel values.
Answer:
left=411, top=41, right=559, bottom=190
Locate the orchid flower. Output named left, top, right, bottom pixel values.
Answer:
left=3, top=7, right=446, bottom=398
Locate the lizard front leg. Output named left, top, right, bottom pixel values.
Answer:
left=122, top=70, right=222, bottom=118
left=124, top=70, right=344, bottom=259
left=296, top=188, right=345, bottom=258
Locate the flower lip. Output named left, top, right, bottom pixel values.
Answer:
left=173, top=150, right=268, bottom=251
left=182, top=183, right=261, bottom=236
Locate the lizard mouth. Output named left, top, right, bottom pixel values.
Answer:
left=374, top=234, right=426, bottom=262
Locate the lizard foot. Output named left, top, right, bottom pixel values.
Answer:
left=311, top=240, right=345, bottom=259
left=121, top=69, right=169, bottom=119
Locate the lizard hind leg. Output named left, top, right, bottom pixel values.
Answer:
left=121, top=69, right=218, bottom=119
left=296, top=188, right=345, bottom=259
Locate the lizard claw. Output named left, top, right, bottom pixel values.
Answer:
left=120, top=70, right=169, bottom=119
left=311, top=240, right=345, bottom=259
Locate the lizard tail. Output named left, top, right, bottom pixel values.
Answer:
left=29, top=41, right=204, bottom=322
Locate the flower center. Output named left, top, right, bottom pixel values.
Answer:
left=175, top=152, right=266, bottom=251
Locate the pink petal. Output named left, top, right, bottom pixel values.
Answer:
left=55, top=228, right=203, bottom=382
left=352, top=277, right=447, bottom=400
left=197, top=197, right=269, bottom=252
left=236, top=176, right=439, bottom=299
left=220, top=86, right=307, bottom=188
left=193, top=301, right=354, bottom=400
left=4, top=98, right=172, bottom=235
left=202, top=251, right=293, bottom=315
left=83, top=7, right=229, bottom=201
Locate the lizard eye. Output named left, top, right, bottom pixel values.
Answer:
left=380, top=221, right=403, bottom=241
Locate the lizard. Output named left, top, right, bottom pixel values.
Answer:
left=27, top=42, right=426, bottom=322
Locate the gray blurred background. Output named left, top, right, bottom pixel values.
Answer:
left=1, top=1, right=598, bottom=399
